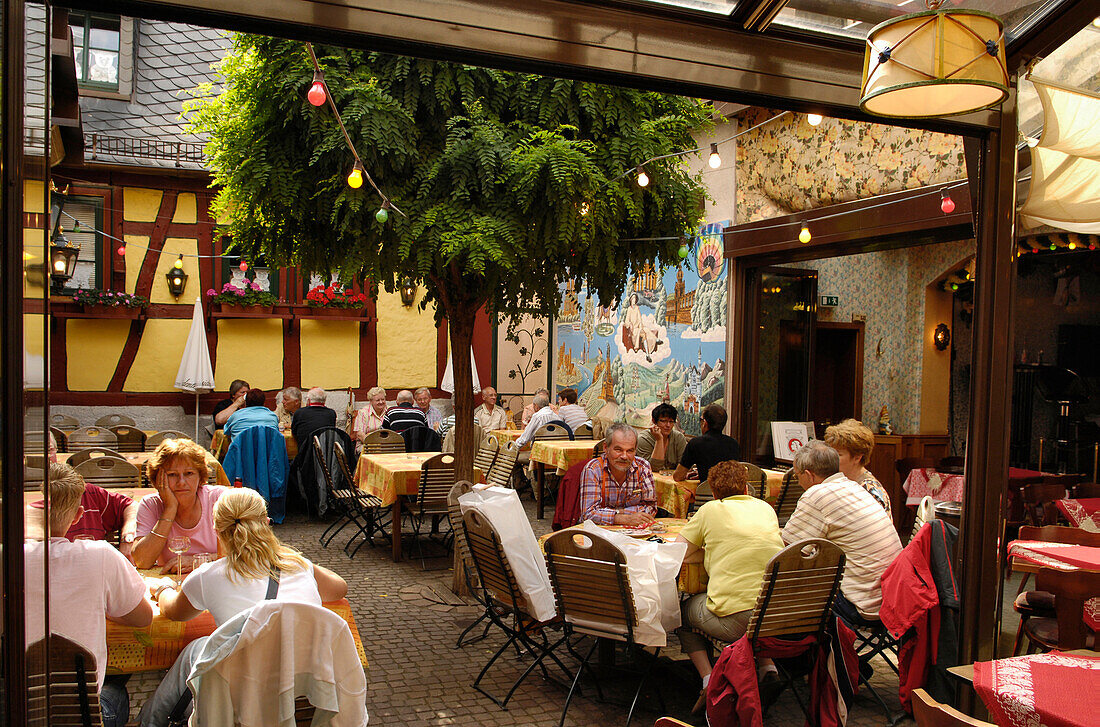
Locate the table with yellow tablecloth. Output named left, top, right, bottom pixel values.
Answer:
left=529, top=439, right=600, bottom=520
left=653, top=471, right=699, bottom=519
left=489, top=428, right=524, bottom=446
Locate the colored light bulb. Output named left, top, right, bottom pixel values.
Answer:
left=117, top=246, right=126, bottom=256
left=375, top=206, right=389, bottom=224
left=636, top=167, right=649, bottom=187
left=799, top=224, right=811, bottom=244
left=678, top=244, right=689, bottom=259
left=173, top=255, right=184, bottom=269
left=307, top=81, right=326, bottom=107
left=239, top=260, right=249, bottom=272
left=347, top=163, right=364, bottom=189
left=940, top=192, right=956, bottom=215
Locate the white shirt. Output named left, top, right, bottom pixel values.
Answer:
left=516, top=405, right=568, bottom=447
left=182, top=557, right=322, bottom=627
left=24, top=538, right=147, bottom=689
left=782, top=472, right=902, bottom=617
left=557, top=403, right=589, bottom=432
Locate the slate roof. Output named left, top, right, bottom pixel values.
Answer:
left=24, top=6, right=48, bottom=159
left=80, top=19, right=231, bottom=170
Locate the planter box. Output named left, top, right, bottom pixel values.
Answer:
left=78, top=305, right=144, bottom=319
left=301, top=306, right=365, bottom=318
left=213, top=303, right=275, bottom=314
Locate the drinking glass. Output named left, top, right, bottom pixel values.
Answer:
left=191, top=552, right=215, bottom=571
left=167, top=535, right=191, bottom=581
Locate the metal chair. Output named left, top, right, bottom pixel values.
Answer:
left=49, top=413, right=80, bottom=431
left=911, top=495, right=936, bottom=543
left=95, top=413, right=136, bottom=428
left=313, top=439, right=387, bottom=557
left=67, top=426, right=119, bottom=452
left=448, top=481, right=492, bottom=648
left=486, top=441, right=519, bottom=489
left=65, top=447, right=126, bottom=468
left=406, top=452, right=458, bottom=568
left=333, top=439, right=389, bottom=553
left=473, top=436, right=500, bottom=481
left=26, top=635, right=104, bottom=727
left=773, top=468, right=802, bottom=527
left=463, top=508, right=571, bottom=707
left=146, top=430, right=191, bottom=449
left=741, top=461, right=767, bottom=498
left=73, top=456, right=141, bottom=489
left=912, top=688, right=994, bottom=727
left=109, top=425, right=146, bottom=453
left=544, top=528, right=661, bottom=727
left=49, top=426, right=69, bottom=453
left=362, top=428, right=405, bottom=454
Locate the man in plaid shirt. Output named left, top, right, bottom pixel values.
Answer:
left=579, top=423, right=657, bottom=526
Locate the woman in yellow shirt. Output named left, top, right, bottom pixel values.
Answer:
left=674, top=461, right=784, bottom=698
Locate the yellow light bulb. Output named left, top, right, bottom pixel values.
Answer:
left=173, top=255, right=184, bottom=269
left=807, top=114, right=823, bottom=127
left=54, top=259, right=66, bottom=272
left=347, top=163, right=364, bottom=189
left=637, top=167, right=649, bottom=187
left=799, top=224, right=811, bottom=244
left=1069, top=242, right=1077, bottom=250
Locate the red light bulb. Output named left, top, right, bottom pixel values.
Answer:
left=940, top=192, right=956, bottom=215
left=239, top=261, right=248, bottom=272
left=117, top=246, right=126, bottom=256
left=307, top=81, right=326, bottom=107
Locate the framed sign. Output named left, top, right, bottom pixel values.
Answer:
left=771, top=421, right=816, bottom=463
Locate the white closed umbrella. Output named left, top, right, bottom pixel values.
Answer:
left=440, top=343, right=480, bottom=394
left=174, top=297, right=216, bottom=440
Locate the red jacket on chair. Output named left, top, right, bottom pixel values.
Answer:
left=552, top=461, right=589, bottom=531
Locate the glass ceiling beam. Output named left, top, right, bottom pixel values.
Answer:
left=78, top=0, right=998, bottom=131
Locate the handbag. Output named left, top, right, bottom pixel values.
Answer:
left=166, top=568, right=280, bottom=727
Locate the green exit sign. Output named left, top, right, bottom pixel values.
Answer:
left=820, top=295, right=839, bottom=307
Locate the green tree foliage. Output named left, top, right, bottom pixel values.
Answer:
left=186, top=35, right=710, bottom=478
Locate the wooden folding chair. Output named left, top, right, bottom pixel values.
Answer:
left=473, top=436, right=500, bottom=481
left=486, top=441, right=519, bottom=489
left=362, top=428, right=405, bottom=454
left=333, top=439, right=389, bottom=554
left=50, top=413, right=80, bottom=431
left=741, top=461, right=767, bottom=499
left=109, top=425, right=147, bottom=453
left=67, top=426, right=119, bottom=452
left=73, top=456, right=141, bottom=489
left=95, top=413, right=136, bottom=428
left=49, top=426, right=69, bottom=453
left=912, top=689, right=994, bottom=727
left=463, top=508, right=571, bottom=707
left=534, top=422, right=572, bottom=441
left=912, top=495, right=936, bottom=543
left=65, top=447, right=125, bottom=468
left=26, top=635, right=103, bottom=727
left=689, top=479, right=713, bottom=514
left=448, top=481, right=491, bottom=648
left=25, top=466, right=45, bottom=490
left=407, top=452, right=458, bottom=568
left=573, top=422, right=595, bottom=439
left=313, top=439, right=387, bottom=558
left=146, top=430, right=191, bottom=449
left=773, top=468, right=802, bottom=527
left=544, top=528, right=662, bottom=727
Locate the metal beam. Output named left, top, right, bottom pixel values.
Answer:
left=1007, top=0, right=1097, bottom=69
left=72, top=0, right=998, bottom=132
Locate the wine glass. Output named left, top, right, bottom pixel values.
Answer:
left=167, top=535, right=191, bottom=581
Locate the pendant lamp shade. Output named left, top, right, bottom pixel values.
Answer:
left=860, top=8, right=1008, bottom=118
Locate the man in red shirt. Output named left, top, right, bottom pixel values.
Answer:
left=49, top=432, right=139, bottom=555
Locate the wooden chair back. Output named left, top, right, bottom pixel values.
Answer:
left=1034, top=567, right=1100, bottom=650
left=912, top=495, right=936, bottom=542
left=211, top=430, right=230, bottom=460
left=49, top=427, right=69, bottom=453
left=448, top=481, right=477, bottom=572
left=312, top=438, right=340, bottom=499
left=73, top=456, right=141, bottom=489
left=26, top=635, right=103, bottom=727
left=593, top=438, right=607, bottom=456
left=145, top=430, right=191, bottom=449
left=486, top=441, right=519, bottom=489
left=95, top=413, right=136, bottom=428
left=332, top=440, right=357, bottom=486
left=416, top=452, right=457, bottom=515
left=690, top=480, right=714, bottom=514
left=937, top=456, right=965, bottom=471
left=293, top=698, right=316, bottom=727
left=1042, top=473, right=1086, bottom=489
left=1018, top=524, right=1100, bottom=547
left=25, top=454, right=47, bottom=470
left=896, top=457, right=936, bottom=484
left=573, top=422, right=594, bottom=439
left=1072, top=482, right=1100, bottom=499
left=1022, top=482, right=1069, bottom=526
left=473, top=436, right=500, bottom=478
left=533, top=422, right=572, bottom=441
left=363, top=428, right=405, bottom=454
left=543, top=528, right=636, bottom=641
left=65, top=447, right=126, bottom=467
left=67, top=427, right=119, bottom=452
left=109, top=425, right=147, bottom=453
left=773, top=468, right=802, bottom=526
left=25, top=466, right=45, bottom=490
left=463, top=507, right=529, bottom=613
left=912, top=688, right=994, bottom=727
left=747, top=539, right=845, bottom=642
left=24, top=432, right=47, bottom=455
left=741, top=461, right=767, bottom=499
left=50, top=413, right=80, bottom=431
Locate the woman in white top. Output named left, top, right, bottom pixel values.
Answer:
left=139, top=488, right=347, bottom=726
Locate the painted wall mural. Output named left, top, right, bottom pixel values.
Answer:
left=554, top=222, right=728, bottom=436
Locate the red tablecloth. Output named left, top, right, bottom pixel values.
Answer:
left=902, top=468, right=965, bottom=506
left=1056, top=498, right=1100, bottom=531
left=1008, top=540, right=1100, bottom=632
left=973, top=651, right=1100, bottom=727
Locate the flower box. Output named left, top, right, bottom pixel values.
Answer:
left=79, top=304, right=144, bottom=319
left=302, top=306, right=365, bottom=317
left=213, top=303, right=276, bottom=315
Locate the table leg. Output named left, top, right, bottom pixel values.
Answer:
left=536, top=461, right=545, bottom=520
left=391, top=497, right=403, bottom=562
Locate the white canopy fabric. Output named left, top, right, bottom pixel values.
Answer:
left=1020, top=79, right=1100, bottom=233
left=175, top=297, right=215, bottom=438
left=440, top=342, right=480, bottom=395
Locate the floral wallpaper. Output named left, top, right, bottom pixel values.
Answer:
left=735, top=107, right=967, bottom=223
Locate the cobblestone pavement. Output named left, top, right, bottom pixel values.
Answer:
left=127, top=497, right=1025, bottom=726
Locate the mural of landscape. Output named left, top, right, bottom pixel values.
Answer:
left=554, top=222, right=729, bottom=436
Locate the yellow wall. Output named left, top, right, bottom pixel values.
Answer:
left=67, top=320, right=131, bottom=390
left=375, top=289, right=439, bottom=388
left=123, top=188, right=162, bottom=222
left=25, top=313, right=45, bottom=389
left=919, top=287, right=953, bottom=433
left=173, top=193, right=197, bottom=224
left=151, top=238, right=201, bottom=304
left=300, top=320, right=360, bottom=389
left=124, top=318, right=193, bottom=392
left=214, top=319, right=284, bottom=391
left=124, top=234, right=151, bottom=294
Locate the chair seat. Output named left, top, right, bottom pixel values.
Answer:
left=1022, top=617, right=1097, bottom=650
left=1014, top=590, right=1056, bottom=618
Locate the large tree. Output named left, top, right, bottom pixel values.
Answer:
left=187, top=35, right=710, bottom=481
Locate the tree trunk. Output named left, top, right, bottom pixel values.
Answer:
left=447, top=304, right=478, bottom=596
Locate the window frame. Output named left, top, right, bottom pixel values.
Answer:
left=57, top=196, right=105, bottom=295
left=68, top=11, right=123, bottom=92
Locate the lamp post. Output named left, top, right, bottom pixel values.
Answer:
left=49, top=229, right=80, bottom=292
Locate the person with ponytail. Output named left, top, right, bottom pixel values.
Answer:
left=139, top=489, right=346, bottom=726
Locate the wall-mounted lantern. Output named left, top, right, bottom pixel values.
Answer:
left=49, top=229, right=80, bottom=292
left=165, top=262, right=189, bottom=299
left=933, top=323, right=952, bottom=351
left=399, top=277, right=417, bottom=307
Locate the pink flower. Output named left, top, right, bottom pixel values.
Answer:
left=233, top=288, right=245, bottom=296
left=206, top=289, right=215, bottom=296
left=250, top=281, right=261, bottom=291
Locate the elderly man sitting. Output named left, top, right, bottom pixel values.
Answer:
left=782, top=440, right=902, bottom=623
left=474, top=386, right=507, bottom=436
left=274, top=387, right=302, bottom=431
left=382, top=389, right=429, bottom=433
left=578, top=423, right=656, bottom=526
left=414, top=387, right=444, bottom=431
left=516, top=392, right=568, bottom=448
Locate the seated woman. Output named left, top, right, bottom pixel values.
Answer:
left=823, top=418, right=891, bottom=515
left=636, top=403, right=688, bottom=472
left=132, top=438, right=230, bottom=571
left=139, top=488, right=348, bottom=726
left=674, top=461, right=784, bottom=705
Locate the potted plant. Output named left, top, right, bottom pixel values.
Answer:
left=303, top=284, right=369, bottom=316
left=206, top=281, right=279, bottom=312
left=71, top=288, right=149, bottom=317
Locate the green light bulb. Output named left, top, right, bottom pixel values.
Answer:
left=375, top=207, right=389, bottom=224
left=678, top=244, right=689, bottom=259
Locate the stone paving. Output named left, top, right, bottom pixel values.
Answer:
left=126, top=497, right=1027, bottom=727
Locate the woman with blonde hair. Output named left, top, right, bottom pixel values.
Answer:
left=132, top=437, right=228, bottom=570
left=140, top=488, right=347, bottom=726
left=823, top=418, right=891, bottom=514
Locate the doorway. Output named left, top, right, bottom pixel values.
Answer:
left=810, top=322, right=865, bottom=435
